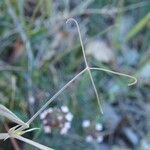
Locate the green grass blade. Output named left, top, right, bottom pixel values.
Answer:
left=127, top=12, right=150, bottom=40
left=0, top=104, right=28, bottom=127
left=15, top=136, right=54, bottom=150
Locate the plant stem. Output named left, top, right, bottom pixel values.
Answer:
left=27, top=68, right=87, bottom=125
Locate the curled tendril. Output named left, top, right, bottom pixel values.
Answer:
left=89, top=67, right=137, bottom=86
left=66, top=18, right=89, bottom=67
left=66, top=18, right=137, bottom=86
left=66, top=18, right=103, bottom=113
left=65, top=18, right=137, bottom=114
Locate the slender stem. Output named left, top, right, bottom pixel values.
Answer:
left=66, top=18, right=88, bottom=67
left=87, top=69, right=103, bottom=114
left=27, top=68, right=87, bottom=125
left=90, top=67, right=137, bottom=86
left=66, top=18, right=104, bottom=114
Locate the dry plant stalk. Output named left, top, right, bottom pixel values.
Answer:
left=0, top=18, right=137, bottom=150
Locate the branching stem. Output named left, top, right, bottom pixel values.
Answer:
left=27, top=68, right=87, bottom=125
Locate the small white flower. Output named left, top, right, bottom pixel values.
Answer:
left=96, top=136, right=103, bottom=143
left=95, top=123, right=103, bottom=131
left=82, top=120, right=90, bottom=128
left=85, top=135, right=93, bottom=143
left=61, top=106, right=69, bottom=113
left=40, top=111, right=47, bottom=119
left=65, top=113, right=73, bottom=121
left=60, top=127, right=68, bottom=135
left=64, top=122, right=71, bottom=129
left=44, top=126, right=51, bottom=133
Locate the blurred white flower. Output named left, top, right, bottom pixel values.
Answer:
left=64, top=122, right=71, bottom=129
left=44, top=126, right=51, bottom=133
left=60, top=127, right=68, bottom=135
left=82, top=120, right=90, bottom=128
left=65, top=113, right=73, bottom=121
left=95, top=123, right=103, bottom=131
left=86, top=135, right=93, bottom=143
left=96, top=136, right=103, bottom=143
left=40, top=111, right=47, bottom=119
left=40, top=106, right=73, bottom=135
left=82, top=120, right=104, bottom=144
left=61, top=106, right=69, bottom=113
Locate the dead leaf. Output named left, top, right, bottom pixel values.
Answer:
left=8, top=40, right=24, bottom=63
left=86, top=40, right=115, bottom=63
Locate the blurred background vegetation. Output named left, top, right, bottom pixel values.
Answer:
left=0, top=0, right=150, bottom=150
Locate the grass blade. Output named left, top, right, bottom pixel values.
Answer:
left=15, top=136, right=54, bottom=150
left=127, top=12, right=150, bottom=40
left=0, top=104, right=28, bottom=127
left=0, top=133, right=9, bottom=140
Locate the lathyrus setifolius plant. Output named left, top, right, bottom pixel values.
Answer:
left=0, top=18, right=137, bottom=150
